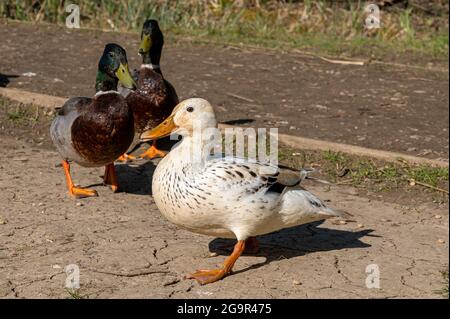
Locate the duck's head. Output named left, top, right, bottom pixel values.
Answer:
left=139, top=19, right=164, bottom=64
left=141, top=98, right=217, bottom=141
left=96, top=43, right=136, bottom=91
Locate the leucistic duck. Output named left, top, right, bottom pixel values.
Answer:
left=50, top=43, right=136, bottom=198
left=122, top=19, right=179, bottom=160
left=140, top=98, right=348, bottom=285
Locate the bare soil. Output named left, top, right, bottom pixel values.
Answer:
left=0, top=108, right=448, bottom=299
left=0, top=21, right=448, bottom=161
left=0, top=21, right=448, bottom=299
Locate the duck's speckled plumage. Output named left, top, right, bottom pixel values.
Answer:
left=148, top=98, right=346, bottom=241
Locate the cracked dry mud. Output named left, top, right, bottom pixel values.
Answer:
left=0, top=135, right=448, bottom=298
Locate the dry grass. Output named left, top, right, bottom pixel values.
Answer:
left=0, top=0, right=448, bottom=58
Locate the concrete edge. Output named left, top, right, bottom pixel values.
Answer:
left=1, top=87, right=448, bottom=168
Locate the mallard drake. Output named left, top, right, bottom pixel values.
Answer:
left=122, top=19, right=179, bottom=160
left=141, top=98, right=348, bottom=285
left=50, top=43, right=136, bottom=198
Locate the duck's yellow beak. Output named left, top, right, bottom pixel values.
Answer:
left=115, top=63, right=136, bottom=89
left=139, top=34, right=152, bottom=55
left=141, top=114, right=177, bottom=141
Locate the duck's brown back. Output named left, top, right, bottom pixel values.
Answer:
left=71, top=93, right=134, bottom=165
left=126, top=68, right=179, bottom=132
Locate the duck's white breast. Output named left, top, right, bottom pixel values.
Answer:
left=152, top=156, right=285, bottom=239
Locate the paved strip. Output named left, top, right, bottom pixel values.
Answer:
left=1, top=87, right=447, bottom=168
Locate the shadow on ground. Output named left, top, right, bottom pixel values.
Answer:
left=0, top=73, right=19, bottom=87
left=116, top=161, right=156, bottom=196
left=209, top=221, right=374, bottom=275
left=220, top=119, right=255, bottom=125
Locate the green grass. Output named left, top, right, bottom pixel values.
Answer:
left=7, top=110, right=26, bottom=122
left=322, top=150, right=347, bottom=167
left=409, top=166, right=449, bottom=187
left=66, top=288, right=88, bottom=299
left=0, top=0, right=448, bottom=60
left=0, top=97, right=52, bottom=125
left=279, top=147, right=449, bottom=194
left=439, top=269, right=449, bottom=298
left=320, top=150, right=448, bottom=189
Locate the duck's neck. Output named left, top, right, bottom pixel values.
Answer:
left=141, top=46, right=162, bottom=75
left=165, top=134, right=218, bottom=170
left=95, top=70, right=118, bottom=92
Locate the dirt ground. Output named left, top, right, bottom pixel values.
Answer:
left=0, top=21, right=448, bottom=299
left=0, top=132, right=448, bottom=299
left=0, top=21, right=449, bottom=161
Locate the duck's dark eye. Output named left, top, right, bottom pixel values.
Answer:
left=186, top=106, right=194, bottom=112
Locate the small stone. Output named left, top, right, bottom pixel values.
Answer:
left=22, top=72, right=37, bottom=77
left=52, top=264, right=62, bottom=269
left=292, top=280, right=301, bottom=285
left=434, top=215, right=442, bottom=219
left=356, top=223, right=364, bottom=229
left=209, top=252, right=218, bottom=257
left=409, top=179, right=416, bottom=186
left=0, top=217, right=7, bottom=225
left=76, top=202, right=83, bottom=207
left=437, top=239, right=445, bottom=244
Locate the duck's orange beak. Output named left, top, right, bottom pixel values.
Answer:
left=140, top=114, right=177, bottom=141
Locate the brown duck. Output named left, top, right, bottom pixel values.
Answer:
left=122, top=19, right=179, bottom=160
left=50, top=43, right=136, bottom=198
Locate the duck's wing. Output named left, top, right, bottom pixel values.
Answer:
left=204, top=157, right=306, bottom=195
left=50, top=97, right=92, bottom=163
left=55, top=97, right=91, bottom=116
left=202, top=157, right=351, bottom=219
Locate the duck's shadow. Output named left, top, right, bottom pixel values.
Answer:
left=0, top=73, right=19, bottom=87
left=220, top=118, right=255, bottom=125
left=110, top=137, right=181, bottom=195
left=209, top=221, right=375, bottom=275
left=115, top=161, right=157, bottom=195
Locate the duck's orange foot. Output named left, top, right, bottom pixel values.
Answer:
left=140, top=145, right=167, bottom=160
left=186, top=269, right=228, bottom=285
left=116, top=153, right=136, bottom=163
left=70, top=186, right=98, bottom=199
left=103, top=163, right=119, bottom=193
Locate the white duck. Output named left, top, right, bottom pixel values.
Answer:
left=141, top=98, right=347, bottom=285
